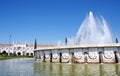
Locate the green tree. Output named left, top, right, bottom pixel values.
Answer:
left=34, top=38, right=37, bottom=49
left=17, top=52, right=21, bottom=56
left=116, top=38, right=118, bottom=43
left=65, top=37, right=67, bottom=45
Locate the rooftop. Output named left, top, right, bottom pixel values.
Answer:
left=0, top=44, right=56, bottom=47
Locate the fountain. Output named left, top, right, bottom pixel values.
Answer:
left=75, top=11, right=113, bottom=44
left=34, top=11, right=120, bottom=63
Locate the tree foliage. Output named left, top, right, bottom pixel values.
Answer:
left=34, top=38, right=37, bottom=49
left=116, top=38, right=118, bottom=43
left=65, top=38, right=67, bottom=45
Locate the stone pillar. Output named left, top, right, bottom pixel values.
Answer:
left=69, top=49, right=75, bottom=63
left=83, top=48, right=88, bottom=63
left=84, top=52, right=88, bottom=63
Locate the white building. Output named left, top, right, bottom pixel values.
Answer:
left=0, top=42, right=56, bottom=56
left=0, top=42, right=33, bottom=56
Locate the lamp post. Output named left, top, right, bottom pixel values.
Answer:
left=8, top=35, right=11, bottom=56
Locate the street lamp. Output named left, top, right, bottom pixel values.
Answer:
left=8, top=35, right=11, bottom=56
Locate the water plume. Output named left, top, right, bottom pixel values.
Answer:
left=75, top=11, right=113, bottom=44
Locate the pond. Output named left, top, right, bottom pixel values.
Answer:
left=0, top=58, right=120, bottom=76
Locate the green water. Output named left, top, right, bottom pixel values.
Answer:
left=0, top=58, right=120, bottom=76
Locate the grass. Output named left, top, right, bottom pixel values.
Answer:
left=0, top=55, right=34, bottom=60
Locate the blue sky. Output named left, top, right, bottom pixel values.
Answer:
left=0, top=0, right=120, bottom=44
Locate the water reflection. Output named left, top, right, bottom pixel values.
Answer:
left=34, top=63, right=120, bottom=76
left=0, top=59, right=120, bottom=76
left=0, top=58, right=34, bottom=76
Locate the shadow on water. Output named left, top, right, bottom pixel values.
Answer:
left=34, top=62, right=120, bottom=76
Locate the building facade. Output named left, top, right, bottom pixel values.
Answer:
left=0, top=42, right=56, bottom=56
left=0, top=42, right=34, bottom=56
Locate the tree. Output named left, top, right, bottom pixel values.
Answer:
left=17, top=52, right=21, bottom=56
left=116, top=38, right=118, bottom=43
left=65, top=38, right=67, bottom=46
left=30, top=53, right=33, bottom=56
left=26, top=53, right=29, bottom=56
left=34, top=38, right=37, bottom=49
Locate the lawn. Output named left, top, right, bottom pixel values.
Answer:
left=0, top=55, right=34, bottom=60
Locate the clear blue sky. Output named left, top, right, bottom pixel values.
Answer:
left=0, top=0, right=120, bottom=44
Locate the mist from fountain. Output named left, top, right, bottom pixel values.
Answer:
left=57, top=11, right=113, bottom=46
left=75, top=11, right=113, bottom=45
